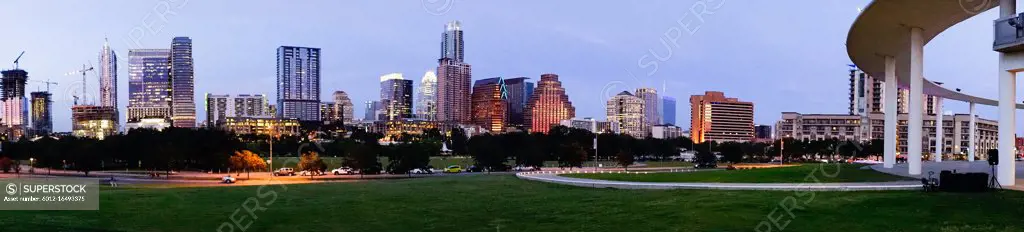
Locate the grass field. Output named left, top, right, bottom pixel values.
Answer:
left=271, top=157, right=691, bottom=170
left=562, top=164, right=913, bottom=183
left=0, top=175, right=1022, bottom=231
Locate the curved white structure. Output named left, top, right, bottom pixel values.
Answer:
left=847, top=0, right=1019, bottom=185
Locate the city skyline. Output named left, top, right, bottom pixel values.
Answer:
left=5, top=0, right=1019, bottom=133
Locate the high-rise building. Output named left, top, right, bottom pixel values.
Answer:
left=170, top=37, right=196, bottom=128
left=848, top=68, right=934, bottom=115
left=441, top=20, right=464, bottom=62
left=662, top=96, right=676, bottom=125
left=30, top=92, right=52, bottom=135
left=635, top=88, right=660, bottom=126
left=277, top=46, right=321, bottom=121
left=471, top=77, right=507, bottom=132
left=99, top=39, right=118, bottom=112
left=205, top=94, right=271, bottom=127
left=606, top=91, right=646, bottom=138
left=525, top=74, right=575, bottom=133
left=72, top=105, right=118, bottom=140
left=437, top=58, right=472, bottom=123
left=127, top=49, right=172, bottom=124
left=755, top=124, right=772, bottom=140
left=364, top=100, right=383, bottom=121
left=380, top=73, right=413, bottom=120
left=1, top=69, right=29, bottom=138
left=328, top=91, right=354, bottom=125
left=416, top=71, right=438, bottom=120
left=651, top=124, right=684, bottom=139
left=504, top=77, right=533, bottom=129
left=690, top=91, right=754, bottom=143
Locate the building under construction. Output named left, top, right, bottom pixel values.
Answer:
left=72, top=105, right=118, bottom=139
left=1, top=69, right=29, bottom=139
left=30, top=91, right=52, bottom=136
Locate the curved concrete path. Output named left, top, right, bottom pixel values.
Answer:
left=516, top=170, right=921, bottom=191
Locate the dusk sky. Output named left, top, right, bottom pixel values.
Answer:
left=2, top=0, right=1021, bottom=132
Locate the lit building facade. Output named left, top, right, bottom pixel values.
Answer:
left=72, top=105, right=118, bottom=140
left=323, top=91, right=354, bottom=125
left=277, top=46, right=321, bottom=122
left=1, top=69, right=28, bottom=138
left=606, top=91, right=646, bottom=138
left=205, top=94, right=271, bottom=127
left=470, top=77, right=507, bottom=132
left=364, top=100, right=383, bottom=121
left=690, top=91, right=754, bottom=143
left=635, top=88, right=660, bottom=126
left=30, top=92, right=52, bottom=136
left=525, top=74, right=574, bottom=134
left=437, top=58, right=471, bottom=123
left=504, top=77, right=534, bottom=129
left=221, top=117, right=300, bottom=137
left=127, top=49, right=172, bottom=123
left=170, top=37, right=196, bottom=128
left=416, top=71, right=437, bottom=120
left=380, top=73, right=413, bottom=120
left=559, top=118, right=619, bottom=134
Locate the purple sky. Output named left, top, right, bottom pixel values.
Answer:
left=1, top=0, right=1021, bottom=133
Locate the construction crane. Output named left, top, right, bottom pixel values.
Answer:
left=65, top=64, right=94, bottom=105
left=13, top=51, right=25, bottom=69
left=30, top=79, right=58, bottom=92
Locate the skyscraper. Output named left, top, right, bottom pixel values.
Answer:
left=525, top=74, right=575, bottom=133
left=690, top=91, right=754, bottom=143
left=635, top=88, right=660, bottom=126
left=380, top=73, right=413, bottom=120
left=364, top=100, right=382, bottom=121
left=332, top=91, right=354, bottom=125
left=30, top=91, right=52, bottom=135
left=170, top=37, right=196, bottom=128
left=441, top=20, right=464, bottom=62
left=99, top=39, right=118, bottom=111
left=205, top=94, right=271, bottom=127
left=471, top=77, right=507, bottom=132
left=606, top=91, right=645, bottom=138
left=504, top=77, right=534, bottom=129
left=0, top=69, right=28, bottom=137
left=662, top=96, right=676, bottom=125
left=127, top=49, right=172, bottom=123
left=437, top=58, right=472, bottom=123
left=277, top=46, right=321, bottom=121
left=416, top=71, right=437, bottom=120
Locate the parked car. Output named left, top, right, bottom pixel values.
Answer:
left=332, top=167, right=357, bottom=175
left=513, top=166, right=540, bottom=172
left=466, top=165, right=484, bottom=173
left=694, top=162, right=718, bottom=169
left=443, top=165, right=462, bottom=173
left=299, top=170, right=327, bottom=176
left=221, top=175, right=236, bottom=184
left=410, top=168, right=433, bottom=174
left=273, top=168, right=295, bottom=176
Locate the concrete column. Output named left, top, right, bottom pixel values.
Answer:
left=883, top=56, right=897, bottom=168
left=908, top=27, right=924, bottom=175
left=998, top=68, right=1016, bottom=186
left=968, top=102, right=976, bottom=162
left=934, top=98, right=943, bottom=162
left=997, top=0, right=1017, bottom=186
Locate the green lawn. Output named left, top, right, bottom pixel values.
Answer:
left=0, top=175, right=1022, bottom=231
left=563, top=164, right=912, bottom=183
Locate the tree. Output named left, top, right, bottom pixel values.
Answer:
left=718, top=142, right=744, bottom=164
left=385, top=142, right=430, bottom=176
left=298, top=151, right=327, bottom=178
left=343, top=143, right=382, bottom=178
left=468, top=134, right=508, bottom=172
left=615, top=149, right=635, bottom=170
left=230, top=150, right=267, bottom=179
left=556, top=142, right=588, bottom=169
left=447, top=128, right=469, bottom=157
left=0, top=157, right=12, bottom=173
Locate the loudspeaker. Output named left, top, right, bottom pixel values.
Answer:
left=988, top=149, right=999, bottom=166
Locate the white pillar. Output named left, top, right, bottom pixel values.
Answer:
left=934, top=98, right=943, bottom=162
left=883, top=56, right=897, bottom=168
left=997, top=0, right=1017, bottom=186
left=908, top=27, right=924, bottom=175
left=968, top=102, right=977, bottom=162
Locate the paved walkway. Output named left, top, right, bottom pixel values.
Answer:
left=516, top=170, right=921, bottom=191
left=871, top=161, right=1024, bottom=191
